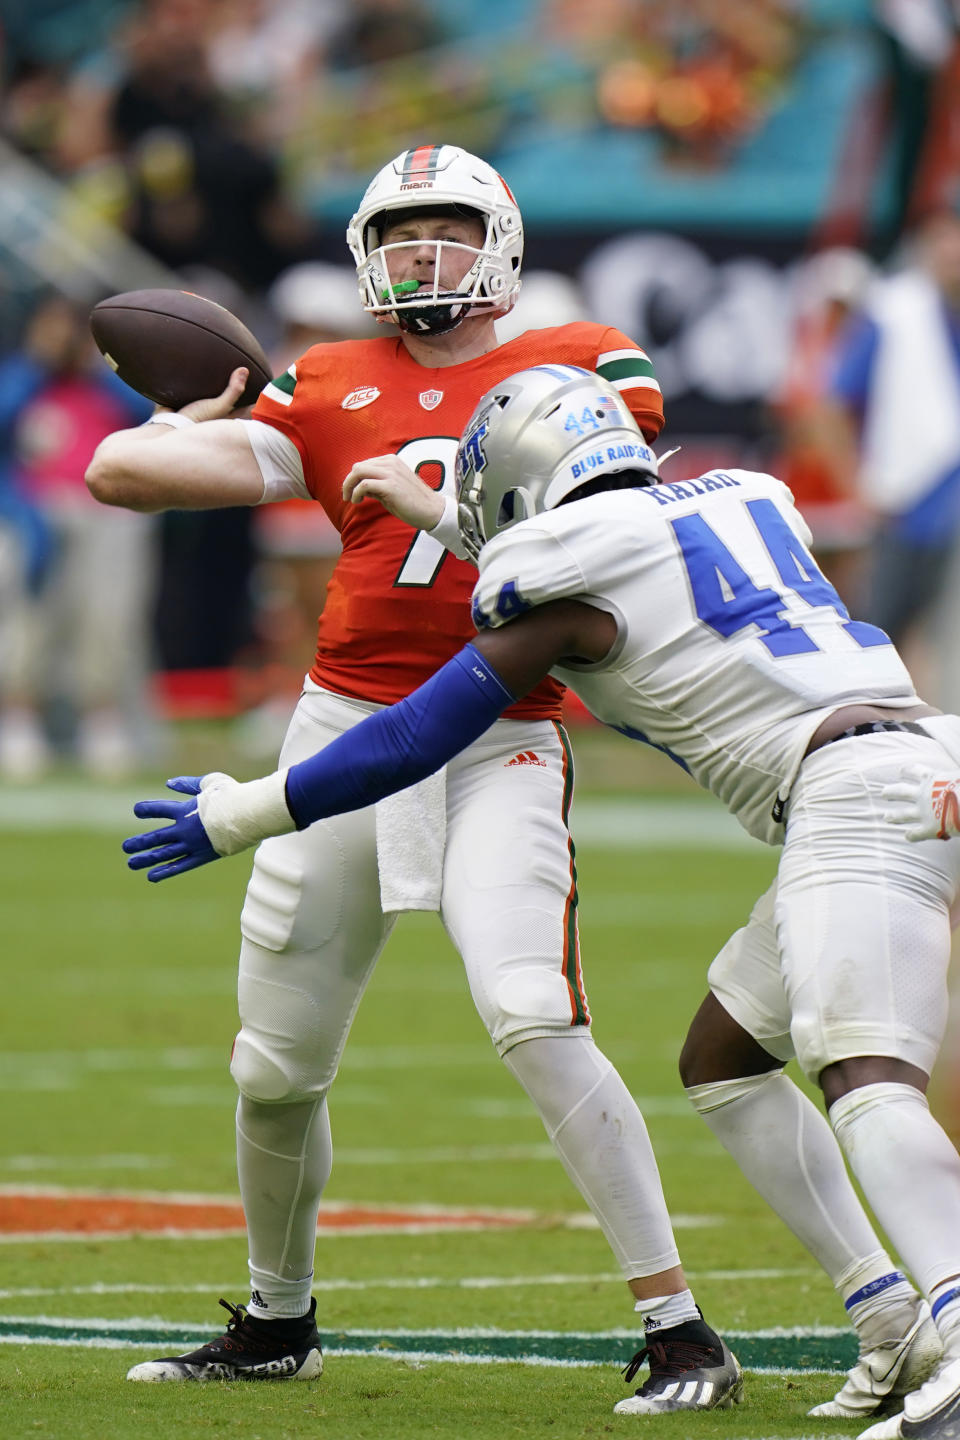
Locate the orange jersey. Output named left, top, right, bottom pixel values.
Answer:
left=251, top=322, right=663, bottom=716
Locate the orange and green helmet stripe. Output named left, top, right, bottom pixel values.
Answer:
left=400, top=144, right=445, bottom=184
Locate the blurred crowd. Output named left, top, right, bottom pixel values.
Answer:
left=767, top=208, right=960, bottom=720
left=0, top=0, right=904, bottom=269
left=548, top=0, right=800, bottom=170
left=1, top=0, right=447, bottom=294
left=0, top=0, right=959, bottom=777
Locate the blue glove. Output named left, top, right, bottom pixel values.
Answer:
left=122, top=776, right=220, bottom=882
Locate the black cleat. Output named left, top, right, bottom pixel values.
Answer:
left=126, top=1297, right=323, bottom=1382
left=614, top=1313, right=743, bottom=1415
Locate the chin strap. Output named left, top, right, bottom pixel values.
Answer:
left=375, top=280, right=477, bottom=335
left=395, top=297, right=471, bottom=335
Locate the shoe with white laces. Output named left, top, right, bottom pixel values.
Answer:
left=613, top=1314, right=743, bottom=1415
left=126, top=1298, right=323, bottom=1382
left=858, top=1354, right=960, bottom=1438
left=809, top=1302, right=943, bottom=1418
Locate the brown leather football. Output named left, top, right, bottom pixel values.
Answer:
left=90, top=288, right=272, bottom=411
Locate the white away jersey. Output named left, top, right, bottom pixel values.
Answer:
left=471, top=469, right=919, bottom=844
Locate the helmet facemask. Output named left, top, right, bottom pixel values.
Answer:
left=367, top=227, right=490, bottom=336
left=347, top=146, right=523, bottom=336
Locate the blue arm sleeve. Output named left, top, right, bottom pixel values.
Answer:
left=284, top=642, right=516, bottom=829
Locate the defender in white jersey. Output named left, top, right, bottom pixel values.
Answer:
left=471, top=466, right=921, bottom=846
left=127, top=366, right=960, bottom=1434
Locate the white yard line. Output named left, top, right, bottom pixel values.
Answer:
left=0, top=1267, right=816, bottom=1299
left=0, top=787, right=761, bottom=850
left=0, top=1333, right=844, bottom=1377
left=0, top=1155, right=172, bottom=1172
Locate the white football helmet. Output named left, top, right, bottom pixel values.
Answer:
left=456, top=365, right=659, bottom=561
left=346, top=144, right=523, bottom=335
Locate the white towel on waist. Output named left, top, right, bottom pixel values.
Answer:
left=375, top=767, right=447, bottom=912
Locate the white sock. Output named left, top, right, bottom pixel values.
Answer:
left=504, top=1034, right=681, bottom=1279
left=830, top=1082, right=960, bottom=1356
left=931, top=1279, right=960, bottom=1353
left=838, top=1253, right=924, bottom=1351
left=635, top=1289, right=701, bottom=1332
left=687, top=1070, right=893, bottom=1293
left=236, top=1093, right=331, bottom=1319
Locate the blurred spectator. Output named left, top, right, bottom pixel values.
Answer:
left=205, top=0, right=344, bottom=117
left=495, top=268, right=589, bottom=342
left=105, top=0, right=317, bottom=288
left=545, top=0, right=799, bottom=171
left=0, top=291, right=155, bottom=780
left=326, top=0, right=444, bottom=71
left=765, top=245, right=876, bottom=609
left=826, top=207, right=960, bottom=705
left=266, top=259, right=374, bottom=355
left=873, top=0, right=959, bottom=244
left=146, top=265, right=262, bottom=685
left=237, top=261, right=377, bottom=757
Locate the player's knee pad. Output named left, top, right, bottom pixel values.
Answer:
left=231, top=948, right=338, bottom=1104
left=685, top=1068, right=785, bottom=1115
left=230, top=1030, right=293, bottom=1103
left=230, top=1029, right=330, bottom=1105
left=484, top=965, right=589, bottom=1056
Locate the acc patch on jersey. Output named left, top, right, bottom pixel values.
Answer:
left=342, top=386, right=381, bottom=410
left=419, top=389, right=444, bottom=410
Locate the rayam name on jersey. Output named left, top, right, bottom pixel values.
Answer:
left=470, top=469, right=921, bottom=846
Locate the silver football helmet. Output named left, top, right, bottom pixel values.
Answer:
left=456, top=365, right=659, bottom=560
left=346, top=144, right=523, bottom=335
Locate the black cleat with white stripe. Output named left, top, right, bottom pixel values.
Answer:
left=613, top=1313, right=743, bottom=1415
left=126, top=1297, right=323, bottom=1382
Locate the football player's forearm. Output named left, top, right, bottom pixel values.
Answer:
left=284, top=644, right=516, bottom=827
left=85, top=421, right=265, bottom=511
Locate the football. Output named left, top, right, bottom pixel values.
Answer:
left=89, top=288, right=273, bottom=411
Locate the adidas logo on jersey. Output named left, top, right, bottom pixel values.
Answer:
left=933, top=779, right=960, bottom=838
left=342, top=386, right=381, bottom=410
left=505, top=751, right=547, bottom=768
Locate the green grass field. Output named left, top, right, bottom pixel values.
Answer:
left=3, top=738, right=957, bottom=1440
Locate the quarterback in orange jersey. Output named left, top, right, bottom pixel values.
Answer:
left=251, top=321, right=662, bottom=710
left=86, top=145, right=744, bottom=1415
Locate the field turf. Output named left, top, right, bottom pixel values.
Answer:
left=3, top=740, right=957, bottom=1440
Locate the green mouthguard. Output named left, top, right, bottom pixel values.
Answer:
left=380, top=280, right=421, bottom=300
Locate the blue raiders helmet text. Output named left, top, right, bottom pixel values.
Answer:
left=456, top=365, right=660, bottom=560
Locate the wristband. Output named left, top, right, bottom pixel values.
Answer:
left=197, top=768, right=294, bottom=855
left=145, top=411, right=196, bottom=430
left=428, top=493, right=470, bottom=561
